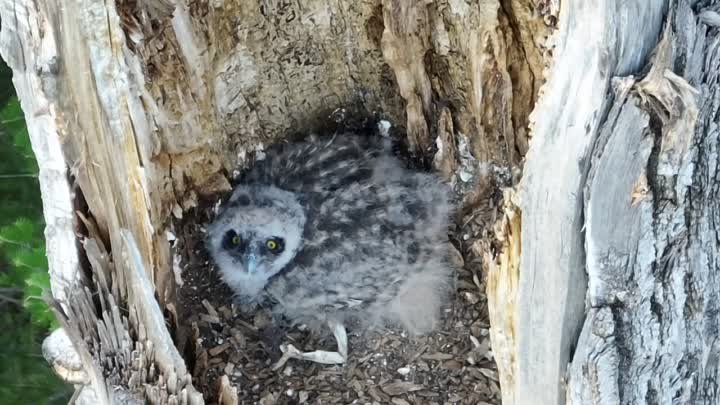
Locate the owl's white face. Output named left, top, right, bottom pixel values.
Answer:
left=207, top=186, right=306, bottom=301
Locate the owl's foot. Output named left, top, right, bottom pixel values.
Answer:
left=271, top=321, right=348, bottom=370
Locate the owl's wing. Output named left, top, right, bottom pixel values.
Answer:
left=277, top=174, right=452, bottom=308
left=245, top=135, right=389, bottom=194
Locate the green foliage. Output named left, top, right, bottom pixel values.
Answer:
left=0, top=95, right=55, bottom=329
left=0, top=96, right=42, bottom=224
left=0, top=58, right=71, bottom=404
left=0, top=218, right=56, bottom=329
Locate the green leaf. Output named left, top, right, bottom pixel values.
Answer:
left=11, top=246, right=48, bottom=270
left=24, top=269, right=50, bottom=291
left=0, top=94, right=42, bottom=225
left=0, top=96, right=24, bottom=125
left=25, top=302, right=58, bottom=330
left=0, top=218, right=39, bottom=246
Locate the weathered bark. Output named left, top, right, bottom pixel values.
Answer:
left=486, top=2, right=666, bottom=405
left=488, top=1, right=720, bottom=405
left=1, top=0, right=203, bottom=402
left=568, top=3, right=720, bottom=404
left=2, top=0, right=719, bottom=404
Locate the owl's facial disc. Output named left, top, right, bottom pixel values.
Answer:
left=207, top=185, right=305, bottom=300
left=221, top=229, right=286, bottom=275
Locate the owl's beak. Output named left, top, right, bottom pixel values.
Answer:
left=246, top=253, right=258, bottom=274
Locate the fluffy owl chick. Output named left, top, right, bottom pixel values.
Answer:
left=207, top=134, right=455, bottom=366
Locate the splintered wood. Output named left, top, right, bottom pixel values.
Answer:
left=47, top=231, right=203, bottom=405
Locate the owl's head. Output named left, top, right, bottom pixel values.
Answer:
left=206, top=185, right=306, bottom=300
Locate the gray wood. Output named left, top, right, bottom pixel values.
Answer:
left=568, top=2, right=720, bottom=403
left=508, top=2, right=666, bottom=404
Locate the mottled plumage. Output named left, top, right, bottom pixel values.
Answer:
left=207, top=134, right=455, bottom=339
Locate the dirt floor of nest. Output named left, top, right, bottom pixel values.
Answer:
left=174, top=197, right=501, bottom=405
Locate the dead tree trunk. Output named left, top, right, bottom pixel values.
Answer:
left=566, top=4, right=720, bottom=404
left=0, top=0, right=718, bottom=404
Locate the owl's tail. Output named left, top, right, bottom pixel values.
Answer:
left=388, top=256, right=454, bottom=335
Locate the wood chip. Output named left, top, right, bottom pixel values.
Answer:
left=479, top=367, right=499, bottom=381
left=415, top=390, right=440, bottom=397
left=441, top=360, right=464, bottom=370
left=208, top=342, right=231, bottom=356
left=194, top=349, right=208, bottom=376
left=259, top=392, right=277, bottom=405
left=421, top=352, right=454, bottom=361
left=463, top=292, right=480, bottom=304
left=200, top=313, right=221, bottom=324
left=368, top=385, right=389, bottom=402
left=381, top=381, right=425, bottom=396
left=217, top=375, right=238, bottom=405
left=409, top=344, right=428, bottom=362
left=219, top=306, right=233, bottom=320
left=202, top=299, right=219, bottom=318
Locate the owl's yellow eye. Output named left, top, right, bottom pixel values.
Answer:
left=231, top=235, right=241, bottom=245
left=266, top=239, right=278, bottom=250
